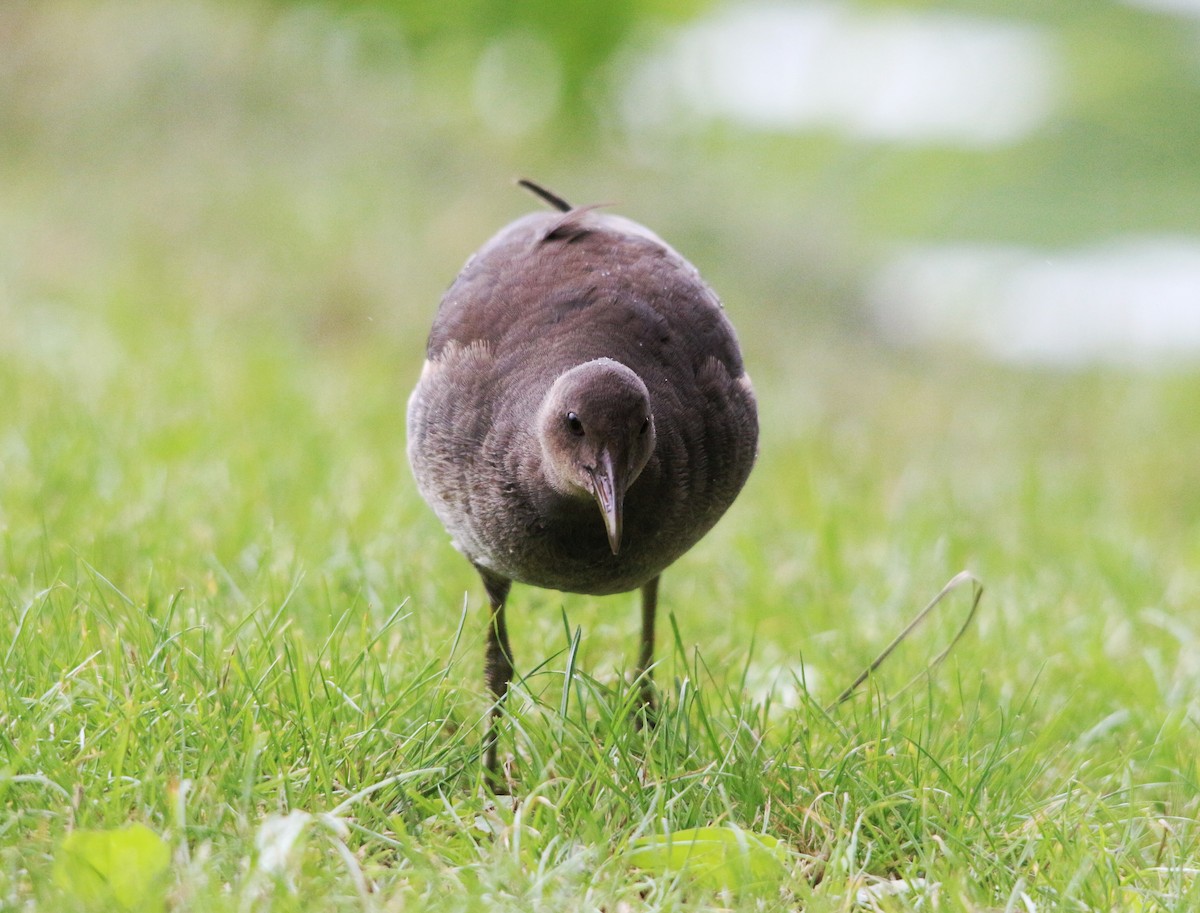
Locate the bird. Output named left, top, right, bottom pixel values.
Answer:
left=406, top=180, right=758, bottom=780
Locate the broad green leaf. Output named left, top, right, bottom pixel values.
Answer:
left=53, top=823, right=171, bottom=911
left=628, top=825, right=789, bottom=897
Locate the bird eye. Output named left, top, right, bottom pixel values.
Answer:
left=639, top=417, right=650, bottom=436
left=566, top=412, right=585, bottom=436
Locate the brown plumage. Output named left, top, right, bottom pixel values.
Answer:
left=407, top=181, right=758, bottom=780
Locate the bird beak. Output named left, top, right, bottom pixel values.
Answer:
left=589, top=449, right=623, bottom=555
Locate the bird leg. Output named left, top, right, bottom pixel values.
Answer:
left=476, top=566, right=513, bottom=785
left=636, top=575, right=660, bottom=727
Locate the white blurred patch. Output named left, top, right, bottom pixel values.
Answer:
left=870, top=236, right=1200, bottom=365
left=473, top=30, right=562, bottom=138
left=253, top=809, right=364, bottom=898
left=855, top=877, right=938, bottom=906
left=1121, top=0, right=1200, bottom=17
left=0, top=301, right=123, bottom=394
left=742, top=654, right=815, bottom=714
left=255, top=810, right=317, bottom=880
left=621, top=2, right=1060, bottom=147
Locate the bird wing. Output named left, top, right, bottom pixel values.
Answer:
left=425, top=209, right=747, bottom=387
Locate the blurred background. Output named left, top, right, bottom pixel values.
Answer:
left=4, top=0, right=1200, bottom=649
left=5, top=0, right=1200, bottom=372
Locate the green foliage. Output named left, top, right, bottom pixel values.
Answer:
left=628, top=826, right=790, bottom=897
left=53, top=825, right=171, bottom=911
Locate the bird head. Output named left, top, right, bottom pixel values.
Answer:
left=537, top=358, right=656, bottom=555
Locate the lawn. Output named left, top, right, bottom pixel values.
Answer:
left=4, top=3, right=1200, bottom=911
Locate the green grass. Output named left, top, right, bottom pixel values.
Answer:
left=6, top=282, right=1200, bottom=912
left=5, top=3, right=1200, bottom=910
